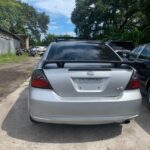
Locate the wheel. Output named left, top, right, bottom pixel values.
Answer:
left=122, top=120, right=130, bottom=124
left=148, top=87, right=150, bottom=106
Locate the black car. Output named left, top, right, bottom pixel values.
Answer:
left=129, top=44, right=150, bottom=104
left=106, top=41, right=135, bottom=60
left=106, top=41, right=135, bottom=51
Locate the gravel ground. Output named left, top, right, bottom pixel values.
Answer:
left=0, top=58, right=150, bottom=150
left=0, top=57, right=39, bottom=101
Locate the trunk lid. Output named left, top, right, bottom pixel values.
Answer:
left=44, top=64, right=132, bottom=97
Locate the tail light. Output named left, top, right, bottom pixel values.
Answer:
left=31, top=69, right=52, bottom=89
left=126, top=71, right=140, bottom=90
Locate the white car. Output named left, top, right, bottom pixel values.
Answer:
left=36, top=46, right=47, bottom=56
left=29, top=40, right=142, bottom=125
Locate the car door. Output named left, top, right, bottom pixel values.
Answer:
left=136, top=45, right=150, bottom=91
left=129, top=45, right=144, bottom=72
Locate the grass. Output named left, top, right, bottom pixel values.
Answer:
left=0, top=53, right=28, bottom=64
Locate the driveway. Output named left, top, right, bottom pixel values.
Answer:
left=0, top=58, right=150, bottom=150
left=0, top=79, right=150, bottom=150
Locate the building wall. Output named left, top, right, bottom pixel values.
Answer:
left=0, top=32, right=21, bottom=54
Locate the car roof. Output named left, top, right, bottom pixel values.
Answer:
left=134, top=43, right=150, bottom=48
left=106, top=40, right=133, bottom=43
left=51, top=40, right=104, bottom=46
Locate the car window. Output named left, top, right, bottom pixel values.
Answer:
left=47, top=42, right=120, bottom=61
left=129, top=46, right=142, bottom=59
left=138, top=45, right=150, bottom=61
left=117, top=51, right=130, bottom=58
left=109, top=42, right=134, bottom=51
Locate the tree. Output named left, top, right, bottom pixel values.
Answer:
left=71, top=0, right=150, bottom=44
left=0, top=0, right=50, bottom=43
left=41, top=34, right=56, bottom=46
left=41, top=34, right=72, bottom=46
left=0, top=0, right=21, bottom=30
left=139, top=0, right=150, bottom=43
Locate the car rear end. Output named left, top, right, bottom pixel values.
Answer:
left=29, top=41, right=142, bottom=124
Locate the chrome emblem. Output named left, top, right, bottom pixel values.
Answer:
left=87, top=71, right=94, bottom=76
left=116, top=86, right=124, bottom=91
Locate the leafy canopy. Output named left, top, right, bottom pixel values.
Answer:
left=71, top=0, right=150, bottom=44
left=0, top=0, right=50, bottom=41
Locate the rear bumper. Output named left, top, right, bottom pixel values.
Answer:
left=31, top=115, right=138, bottom=125
left=29, top=88, right=142, bottom=124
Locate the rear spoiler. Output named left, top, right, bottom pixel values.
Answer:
left=42, top=60, right=141, bottom=68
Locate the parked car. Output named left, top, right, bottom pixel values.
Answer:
left=29, top=48, right=37, bottom=57
left=36, top=46, right=47, bottom=56
left=116, top=50, right=130, bottom=60
left=29, top=40, right=142, bottom=124
left=106, top=40, right=135, bottom=51
left=106, top=41, right=134, bottom=60
left=129, top=44, right=150, bottom=104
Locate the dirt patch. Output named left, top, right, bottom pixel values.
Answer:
left=0, top=57, right=39, bottom=101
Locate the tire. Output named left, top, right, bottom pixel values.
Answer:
left=122, top=120, right=130, bottom=124
left=148, top=87, right=150, bottom=106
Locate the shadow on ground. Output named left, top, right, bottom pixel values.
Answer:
left=2, top=88, right=122, bottom=143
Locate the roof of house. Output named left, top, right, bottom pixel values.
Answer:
left=0, top=28, right=21, bottom=41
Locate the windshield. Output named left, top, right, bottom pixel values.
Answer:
left=47, top=42, right=120, bottom=61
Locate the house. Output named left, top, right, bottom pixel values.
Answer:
left=0, top=28, right=21, bottom=54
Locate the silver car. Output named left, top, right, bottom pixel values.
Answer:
left=29, top=40, right=142, bottom=125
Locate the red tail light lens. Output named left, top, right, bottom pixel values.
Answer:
left=31, top=69, right=52, bottom=89
left=128, top=80, right=140, bottom=89
left=126, top=71, right=140, bottom=90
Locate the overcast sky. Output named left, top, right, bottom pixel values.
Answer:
left=21, top=0, right=76, bottom=36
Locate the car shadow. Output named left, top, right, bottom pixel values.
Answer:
left=2, top=88, right=122, bottom=143
left=135, top=96, right=150, bottom=135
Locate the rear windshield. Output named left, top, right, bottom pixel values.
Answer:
left=47, top=42, right=120, bottom=61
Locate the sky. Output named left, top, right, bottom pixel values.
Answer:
left=21, top=0, right=76, bottom=36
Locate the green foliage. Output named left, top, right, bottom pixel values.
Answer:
left=0, top=0, right=50, bottom=43
left=0, top=0, right=21, bottom=30
left=41, top=34, right=56, bottom=46
left=0, top=53, right=28, bottom=64
left=121, top=29, right=144, bottom=45
left=40, top=34, right=72, bottom=46
left=72, top=0, right=150, bottom=44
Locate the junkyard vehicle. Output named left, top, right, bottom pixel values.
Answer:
left=29, top=40, right=142, bottom=124
left=29, top=48, right=37, bottom=57
left=106, top=40, right=135, bottom=51
left=106, top=41, right=134, bottom=61
left=129, top=44, right=150, bottom=104
left=36, top=46, right=47, bottom=56
left=116, top=50, right=130, bottom=60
